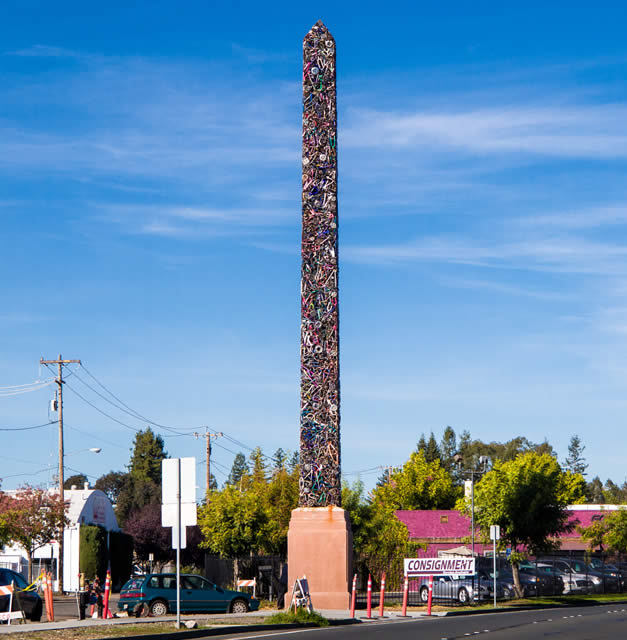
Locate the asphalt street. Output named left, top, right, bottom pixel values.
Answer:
left=197, top=606, right=627, bottom=640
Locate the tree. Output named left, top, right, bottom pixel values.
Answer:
left=263, top=466, right=299, bottom=555
left=440, top=426, right=457, bottom=473
left=425, top=432, right=441, bottom=463
left=226, top=453, right=249, bottom=487
left=271, top=448, right=288, bottom=474
left=249, top=447, right=268, bottom=485
left=342, top=479, right=418, bottom=589
left=197, top=485, right=267, bottom=558
left=564, top=435, right=588, bottom=476
left=0, top=486, right=69, bottom=582
left=374, top=449, right=458, bottom=510
left=128, top=428, right=168, bottom=484
left=603, top=479, right=627, bottom=504
left=464, top=452, right=586, bottom=596
left=580, top=509, right=627, bottom=554
left=416, top=434, right=427, bottom=453
left=95, top=471, right=128, bottom=504
left=124, top=503, right=172, bottom=567
left=586, top=476, right=605, bottom=504
left=288, top=451, right=300, bottom=473
left=115, top=428, right=167, bottom=526
left=64, top=474, right=88, bottom=490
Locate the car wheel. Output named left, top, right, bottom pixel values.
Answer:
left=30, top=600, right=42, bottom=622
left=458, top=587, right=469, bottom=604
left=150, top=600, right=168, bottom=616
left=230, top=598, right=249, bottom=614
left=419, top=586, right=429, bottom=603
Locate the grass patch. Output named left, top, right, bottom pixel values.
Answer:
left=264, top=609, right=330, bottom=627
left=0, top=622, right=210, bottom=640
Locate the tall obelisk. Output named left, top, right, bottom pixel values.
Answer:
left=299, top=20, right=341, bottom=507
left=287, top=20, right=351, bottom=610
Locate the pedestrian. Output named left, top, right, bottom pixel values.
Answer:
left=93, top=577, right=104, bottom=618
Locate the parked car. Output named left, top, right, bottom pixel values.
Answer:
left=0, top=568, right=42, bottom=622
left=543, top=558, right=606, bottom=593
left=536, top=563, right=587, bottom=595
left=118, top=573, right=260, bottom=616
left=417, top=574, right=492, bottom=604
left=494, top=569, right=540, bottom=598
left=587, top=559, right=621, bottom=592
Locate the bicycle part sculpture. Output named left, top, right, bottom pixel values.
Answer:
left=300, top=21, right=340, bottom=507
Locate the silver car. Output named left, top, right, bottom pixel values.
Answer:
left=418, top=574, right=493, bottom=604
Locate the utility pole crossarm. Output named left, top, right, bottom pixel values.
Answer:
left=192, top=429, right=223, bottom=499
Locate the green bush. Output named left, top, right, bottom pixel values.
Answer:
left=79, top=525, right=108, bottom=582
left=264, top=609, right=329, bottom=627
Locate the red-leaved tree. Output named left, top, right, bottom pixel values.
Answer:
left=1, top=486, right=69, bottom=582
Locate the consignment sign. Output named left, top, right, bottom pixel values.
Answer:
left=404, top=557, right=475, bottom=577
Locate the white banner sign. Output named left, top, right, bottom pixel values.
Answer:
left=404, top=557, right=475, bottom=577
left=0, top=612, right=24, bottom=621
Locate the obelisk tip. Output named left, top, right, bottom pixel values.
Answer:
left=305, top=20, right=334, bottom=41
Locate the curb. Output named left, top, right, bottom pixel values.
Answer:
left=79, top=619, right=361, bottom=640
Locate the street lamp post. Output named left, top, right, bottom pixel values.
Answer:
left=454, top=454, right=490, bottom=557
left=57, top=447, right=102, bottom=591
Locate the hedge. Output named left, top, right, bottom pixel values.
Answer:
left=79, top=526, right=133, bottom=589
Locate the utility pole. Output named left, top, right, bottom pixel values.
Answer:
left=193, top=429, right=222, bottom=500
left=40, top=354, right=81, bottom=594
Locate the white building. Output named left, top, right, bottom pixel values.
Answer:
left=0, top=483, right=120, bottom=592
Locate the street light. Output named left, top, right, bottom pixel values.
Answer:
left=66, top=448, right=102, bottom=456
left=454, top=454, right=490, bottom=557
left=58, top=446, right=102, bottom=592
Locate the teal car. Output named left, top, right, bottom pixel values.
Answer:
left=118, top=573, right=259, bottom=616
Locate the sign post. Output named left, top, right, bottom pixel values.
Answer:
left=489, top=525, right=500, bottom=608
left=162, top=458, right=196, bottom=629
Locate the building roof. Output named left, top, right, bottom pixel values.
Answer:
left=395, top=510, right=472, bottom=539
left=395, top=506, right=623, bottom=543
left=4, top=485, right=119, bottom=531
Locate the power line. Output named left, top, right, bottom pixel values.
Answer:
left=65, top=423, right=128, bottom=450
left=78, top=365, right=198, bottom=435
left=64, top=383, right=141, bottom=433
left=0, top=379, right=53, bottom=390
left=65, top=381, right=195, bottom=440
left=0, top=421, right=56, bottom=432
left=0, top=380, right=54, bottom=397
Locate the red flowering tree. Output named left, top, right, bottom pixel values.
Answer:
left=0, top=486, right=69, bottom=582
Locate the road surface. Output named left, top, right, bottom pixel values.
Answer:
left=195, top=605, right=627, bottom=640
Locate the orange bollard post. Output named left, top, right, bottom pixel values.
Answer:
left=401, top=575, right=409, bottom=616
left=349, top=574, right=357, bottom=618
left=103, top=570, right=112, bottom=618
left=366, top=574, right=373, bottom=619
left=427, top=574, right=433, bottom=617
left=378, top=572, right=386, bottom=617
left=47, top=572, right=55, bottom=622
left=41, top=572, right=50, bottom=621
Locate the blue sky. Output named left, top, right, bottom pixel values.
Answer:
left=2, top=1, right=627, bottom=495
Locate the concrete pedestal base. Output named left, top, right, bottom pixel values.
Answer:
left=287, top=506, right=352, bottom=610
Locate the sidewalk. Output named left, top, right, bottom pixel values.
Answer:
left=0, top=607, right=437, bottom=634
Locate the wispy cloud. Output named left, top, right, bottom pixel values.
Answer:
left=437, top=276, right=576, bottom=301
left=93, top=202, right=295, bottom=237
left=3, top=44, right=82, bottom=58
left=344, top=105, right=627, bottom=158
left=345, top=235, right=627, bottom=276
left=521, top=204, right=627, bottom=229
